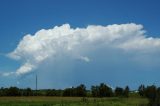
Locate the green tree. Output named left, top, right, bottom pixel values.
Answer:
left=123, top=86, right=129, bottom=97
left=91, top=85, right=99, bottom=97
left=63, top=88, right=74, bottom=96
left=7, top=87, right=20, bottom=96
left=115, top=87, right=124, bottom=97
left=99, top=83, right=113, bottom=97
left=46, top=89, right=57, bottom=96
left=76, top=84, right=86, bottom=97
left=138, top=84, right=145, bottom=97
left=145, top=85, right=157, bottom=105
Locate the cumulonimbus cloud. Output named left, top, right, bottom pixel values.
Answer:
left=5, top=23, right=160, bottom=76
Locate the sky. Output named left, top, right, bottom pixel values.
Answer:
left=0, top=0, right=160, bottom=90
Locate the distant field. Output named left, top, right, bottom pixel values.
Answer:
left=0, top=96, right=148, bottom=106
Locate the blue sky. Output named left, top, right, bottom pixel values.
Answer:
left=0, top=0, right=160, bottom=90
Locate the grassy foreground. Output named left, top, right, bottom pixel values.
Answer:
left=0, top=96, right=148, bottom=106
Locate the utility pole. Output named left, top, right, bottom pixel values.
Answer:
left=36, top=75, right=37, bottom=96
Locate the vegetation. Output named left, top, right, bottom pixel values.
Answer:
left=91, top=83, right=113, bottom=97
left=0, top=96, right=148, bottom=106
left=0, top=83, right=160, bottom=105
left=115, top=86, right=129, bottom=97
left=138, top=85, right=160, bottom=106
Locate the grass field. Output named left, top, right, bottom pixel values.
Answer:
left=0, top=96, right=148, bottom=106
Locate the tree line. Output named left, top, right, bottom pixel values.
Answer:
left=0, top=83, right=129, bottom=97
left=1, top=83, right=160, bottom=100
left=138, top=84, right=160, bottom=105
left=1, top=83, right=160, bottom=105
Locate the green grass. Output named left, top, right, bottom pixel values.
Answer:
left=0, top=96, right=148, bottom=106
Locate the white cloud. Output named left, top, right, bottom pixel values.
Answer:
left=6, top=23, right=160, bottom=76
left=15, top=63, right=35, bottom=75
left=2, top=72, right=15, bottom=77
left=79, top=56, right=90, bottom=62
left=118, top=37, right=160, bottom=52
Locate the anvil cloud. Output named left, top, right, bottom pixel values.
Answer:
left=6, top=23, right=160, bottom=76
